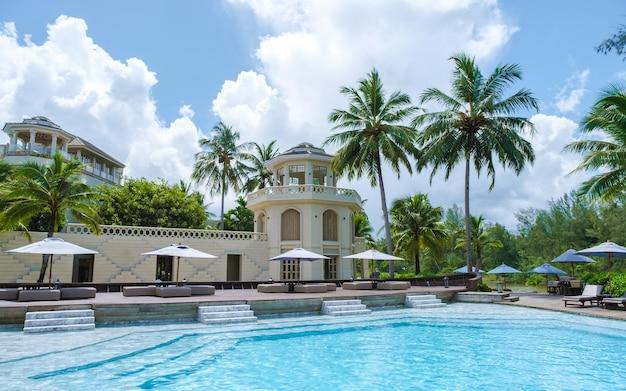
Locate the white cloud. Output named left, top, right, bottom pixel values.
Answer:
left=617, top=71, right=626, bottom=81
left=555, top=69, right=590, bottom=113
left=0, top=15, right=201, bottom=182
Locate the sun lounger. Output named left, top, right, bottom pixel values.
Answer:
left=342, top=281, right=373, bottom=290
left=325, top=283, right=337, bottom=291
left=60, top=287, right=96, bottom=300
left=123, top=286, right=156, bottom=297
left=189, top=285, right=215, bottom=296
left=155, top=286, right=192, bottom=297
left=563, top=284, right=603, bottom=307
left=602, top=292, right=626, bottom=309
left=0, top=288, right=19, bottom=301
left=18, top=289, right=61, bottom=302
left=377, top=281, right=411, bottom=290
left=294, top=283, right=328, bottom=293
left=257, top=283, right=289, bottom=293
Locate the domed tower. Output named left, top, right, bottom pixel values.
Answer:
left=246, top=143, right=362, bottom=280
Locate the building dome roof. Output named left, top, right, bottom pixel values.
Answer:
left=22, top=116, right=61, bottom=129
left=280, top=142, right=331, bottom=157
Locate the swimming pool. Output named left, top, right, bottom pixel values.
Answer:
left=1, top=304, right=625, bottom=390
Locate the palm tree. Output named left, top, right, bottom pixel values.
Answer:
left=324, top=68, right=420, bottom=277
left=391, top=193, right=447, bottom=275
left=353, top=210, right=374, bottom=246
left=455, top=215, right=502, bottom=273
left=414, top=53, right=538, bottom=273
left=242, top=141, right=279, bottom=193
left=192, top=122, right=251, bottom=229
left=565, top=85, right=626, bottom=201
left=0, top=161, right=13, bottom=183
left=0, top=152, right=101, bottom=282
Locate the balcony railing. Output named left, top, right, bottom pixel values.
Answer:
left=247, top=184, right=361, bottom=205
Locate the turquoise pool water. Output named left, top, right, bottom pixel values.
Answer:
left=1, top=304, right=625, bottom=390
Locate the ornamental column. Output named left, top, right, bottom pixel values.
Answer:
left=29, top=129, right=36, bottom=152
left=9, top=132, right=17, bottom=152
left=51, top=134, right=57, bottom=155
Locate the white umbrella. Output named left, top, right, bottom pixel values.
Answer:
left=7, top=237, right=98, bottom=286
left=576, top=242, right=626, bottom=270
left=143, top=244, right=217, bottom=283
left=343, top=249, right=403, bottom=279
left=271, top=248, right=329, bottom=282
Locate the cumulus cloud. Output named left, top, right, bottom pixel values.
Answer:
left=555, top=69, right=590, bottom=113
left=0, top=15, right=201, bottom=182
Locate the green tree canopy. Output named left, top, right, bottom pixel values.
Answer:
left=242, top=141, right=279, bottom=193
left=223, top=196, right=254, bottom=231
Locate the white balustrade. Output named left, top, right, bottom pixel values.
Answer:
left=247, top=185, right=361, bottom=203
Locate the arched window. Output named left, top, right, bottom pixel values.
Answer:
left=281, top=209, right=300, bottom=240
left=323, top=210, right=338, bottom=241
left=257, top=213, right=265, bottom=233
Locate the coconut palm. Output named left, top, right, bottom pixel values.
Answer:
left=242, top=141, right=279, bottom=193
left=414, top=53, right=538, bottom=273
left=192, top=122, right=252, bottom=229
left=353, top=210, right=374, bottom=246
left=565, top=85, right=626, bottom=201
left=324, top=68, right=420, bottom=277
left=391, top=193, right=447, bottom=275
left=0, top=152, right=101, bottom=282
left=455, top=215, right=503, bottom=273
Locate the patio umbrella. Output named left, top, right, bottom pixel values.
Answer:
left=551, top=249, right=594, bottom=276
left=143, top=244, right=217, bottom=283
left=6, top=237, right=98, bottom=286
left=487, top=263, right=521, bottom=292
left=343, top=249, right=403, bottom=278
left=454, top=265, right=485, bottom=274
left=576, top=242, right=626, bottom=270
left=271, top=248, right=329, bottom=281
left=529, top=263, right=567, bottom=292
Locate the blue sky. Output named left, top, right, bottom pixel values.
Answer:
left=0, top=0, right=624, bottom=230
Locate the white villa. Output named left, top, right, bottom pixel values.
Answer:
left=0, top=141, right=366, bottom=284
left=1, top=116, right=124, bottom=186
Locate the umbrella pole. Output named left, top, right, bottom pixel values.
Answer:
left=176, top=256, right=180, bottom=284
left=48, top=254, right=53, bottom=288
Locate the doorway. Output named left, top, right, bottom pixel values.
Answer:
left=324, top=256, right=337, bottom=280
left=72, top=254, right=94, bottom=282
left=227, top=254, right=241, bottom=281
left=156, top=255, right=173, bottom=281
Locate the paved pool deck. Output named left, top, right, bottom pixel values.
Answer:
left=502, top=293, right=626, bottom=321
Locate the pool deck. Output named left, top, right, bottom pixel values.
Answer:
left=501, top=293, right=626, bottom=321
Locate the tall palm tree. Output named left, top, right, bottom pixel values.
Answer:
left=0, top=152, right=101, bottom=282
left=192, top=122, right=251, bottom=229
left=414, top=53, right=538, bottom=273
left=242, top=141, right=279, bottom=193
left=391, top=193, right=447, bottom=275
left=455, top=215, right=502, bottom=273
left=565, top=85, right=626, bottom=201
left=324, top=68, right=420, bottom=277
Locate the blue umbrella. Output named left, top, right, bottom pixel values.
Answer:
left=529, top=263, right=567, bottom=275
left=487, top=263, right=521, bottom=274
left=576, top=242, right=626, bottom=270
left=552, top=249, right=594, bottom=276
left=455, top=265, right=485, bottom=274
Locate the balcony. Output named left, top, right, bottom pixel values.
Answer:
left=247, top=185, right=362, bottom=207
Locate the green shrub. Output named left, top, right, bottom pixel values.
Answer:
left=581, top=271, right=611, bottom=285
left=525, top=274, right=545, bottom=287
left=605, top=273, right=626, bottom=297
left=477, top=283, right=492, bottom=292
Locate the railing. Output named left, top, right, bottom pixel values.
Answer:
left=247, top=185, right=361, bottom=204
left=64, top=223, right=268, bottom=241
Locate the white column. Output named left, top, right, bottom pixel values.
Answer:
left=62, top=140, right=68, bottom=153
left=29, top=130, right=36, bottom=152
left=9, top=132, right=17, bottom=152
left=50, top=134, right=57, bottom=155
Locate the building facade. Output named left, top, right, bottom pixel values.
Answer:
left=0, top=143, right=365, bottom=283
left=1, top=116, right=124, bottom=186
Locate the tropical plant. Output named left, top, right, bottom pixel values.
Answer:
left=596, top=24, right=626, bottom=60
left=324, top=68, right=420, bottom=277
left=391, top=193, right=447, bottom=274
left=565, top=85, right=626, bottom=201
left=242, top=141, right=279, bottom=193
left=0, top=152, right=101, bottom=282
left=414, top=53, right=538, bottom=273
left=97, top=178, right=209, bottom=229
left=353, top=210, right=374, bottom=246
left=455, top=215, right=503, bottom=273
left=192, top=122, right=252, bottom=229
left=0, top=161, right=13, bottom=183
left=223, top=196, right=254, bottom=231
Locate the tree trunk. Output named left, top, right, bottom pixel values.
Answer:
left=37, top=210, right=57, bottom=283
left=414, top=250, right=420, bottom=275
left=475, top=246, right=481, bottom=274
left=375, top=152, right=394, bottom=278
left=464, top=155, right=473, bottom=274
left=219, top=170, right=226, bottom=230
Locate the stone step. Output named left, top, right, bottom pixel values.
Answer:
left=200, top=316, right=258, bottom=325
left=328, top=309, right=372, bottom=316
left=24, top=316, right=95, bottom=328
left=322, top=304, right=367, bottom=313
left=322, top=299, right=362, bottom=306
left=199, top=310, right=255, bottom=319
left=25, top=309, right=94, bottom=320
left=198, top=304, right=250, bottom=313
left=406, top=299, right=442, bottom=305
left=23, top=323, right=96, bottom=333
left=406, top=295, right=438, bottom=301
left=407, top=303, right=446, bottom=309
left=503, top=296, right=520, bottom=302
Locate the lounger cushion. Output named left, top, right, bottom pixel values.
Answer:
left=155, top=286, right=192, bottom=297
left=0, top=288, right=18, bottom=301
left=377, top=281, right=411, bottom=290
left=294, top=284, right=328, bottom=293
left=122, top=286, right=156, bottom=297
left=563, top=284, right=603, bottom=301
left=342, top=281, right=373, bottom=290
left=325, top=283, right=337, bottom=291
left=61, top=287, right=96, bottom=300
left=257, top=283, right=289, bottom=293
left=602, top=297, right=626, bottom=304
left=189, top=285, right=215, bottom=296
left=18, top=289, right=61, bottom=302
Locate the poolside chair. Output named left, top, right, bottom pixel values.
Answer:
left=562, top=284, right=603, bottom=307
left=602, top=292, right=626, bottom=309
